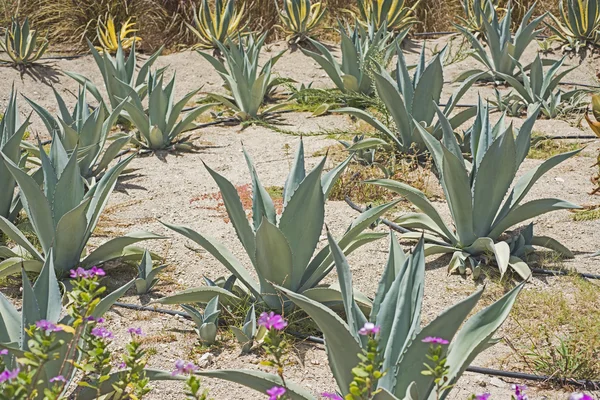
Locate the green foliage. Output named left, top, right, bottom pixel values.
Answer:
left=124, top=71, right=213, bottom=151
left=548, top=0, right=600, bottom=51
left=181, top=296, right=221, bottom=345
left=345, top=334, right=384, bottom=399
left=26, top=86, right=131, bottom=179
left=230, top=305, right=267, bottom=353
left=368, top=100, right=580, bottom=279
left=301, top=21, right=401, bottom=96
left=199, top=33, right=286, bottom=120
left=0, top=17, right=48, bottom=67
left=356, top=0, right=419, bottom=33
left=336, top=43, right=478, bottom=153
left=456, top=2, right=546, bottom=81
left=276, top=0, right=327, bottom=44
left=0, top=141, right=160, bottom=278
left=157, top=139, right=394, bottom=311
left=457, top=0, right=499, bottom=37
left=135, top=249, right=168, bottom=294
left=187, top=0, right=246, bottom=50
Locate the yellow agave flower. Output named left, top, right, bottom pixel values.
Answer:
left=585, top=94, right=600, bottom=137
left=187, top=0, right=246, bottom=49
left=277, top=0, right=327, bottom=43
left=356, top=0, right=420, bottom=32
left=95, top=15, right=141, bottom=53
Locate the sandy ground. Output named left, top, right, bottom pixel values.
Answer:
left=0, top=35, right=599, bottom=399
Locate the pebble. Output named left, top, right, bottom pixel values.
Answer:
left=198, top=352, right=214, bottom=368
left=489, top=377, right=506, bottom=388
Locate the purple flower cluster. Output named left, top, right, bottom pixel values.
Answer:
left=0, top=367, right=19, bottom=383
left=358, top=322, right=380, bottom=336
left=128, top=327, right=144, bottom=336
left=422, top=336, right=449, bottom=345
left=49, top=375, right=66, bottom=383
left=90, top=326, right=114, bottom=340
left=35, top=320, right=62, bottom=333
left=321, top=392, right=343, bottom=400
left=570, top=393, right=594, bottom=400
left=258, top=312, right=288, bottom=331
left=86, top=316, right=105, bottom=324
left=69, top=266, right=105, bottom=279
left=512, top=384, right=528, bottom=400
left=0, top=349, right=8, bottom=356
left=475, top=394, right=491, bottom=400
left=266, top=386, right=286, bottom=400
left=172, top=360, right=198, bottom=376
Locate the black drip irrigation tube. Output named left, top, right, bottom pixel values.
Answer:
left=344, top=197, right=600, bottom=281
left=110, top=302, right=600, bottom=389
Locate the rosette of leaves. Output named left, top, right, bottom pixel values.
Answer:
left=231, top=305, right=267, bottom=353
left=0, top=17, right=48, bottom=67
left=182, top=296, right=221, bottom=345
left=135, top=249, right=168, bottom=294
left=187, top=0, right=247, bottom=50
left=457, top=0, right=501, bottom=38
left=356, top=0, right=420, bottom=33
left=276, top=0, right=327, bottom=44
left=547, top=0, right=600, bottom=52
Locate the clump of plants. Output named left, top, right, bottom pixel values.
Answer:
left=276, top=0, right=326, bottom=44
left=0, top=17, right=48, bottom=67
left=95, top=14, right=141, bottom=53
left=355, top=0, right=420, bottom=33
left=187, top=0, right=246, bottom=50
left=547, top=0, right=600, bottom=52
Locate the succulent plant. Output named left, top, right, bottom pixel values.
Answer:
left=456, top=2, right=547, bottom=81
left=0, top=141, right=161, bottom=279
left=276, top=0, right=327, bottom=44
left=95, top=14, right=141, bottom=53
left=194, top=234, right=523, bottom=400
left=124, top=71, right=214, bottom=151
left=187, top=0, right=246, bottom=50
left=457, top=0, right=500, bottom=38
left=65, top=39, right=164, bottom=116
left=199, top=33, right=287, bottom=121
left=25, top=86, right=131, bottom=179
left=301, top=21, right=400, bottom=96
left=182, top=296, right=221, bottom=345
left=0, top=17, right=48, bottom=67
left=369, top=100, right=580, bottom=279
left=336, top=43, right=479, bottom=153
left=356, top=0, right=420, bottom=33
left=157, top=139, right=393, bottom=311
left=230, top=305, right=267, bottom=353
left=548, top=0, right=600, bottom=51
left=135, top=249, right=168, bottom=294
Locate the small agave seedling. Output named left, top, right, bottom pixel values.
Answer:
left=187, top=0, right=246, bottom=50
left=0, top=88, right=30, bottom=222
left=199, top=33, right=287, bottom=121
left=337, top=43, right=479, bottom=153
left=457, top=0, right=500, bottom=38
left=26, top=86, right=131, bottom=179
left=96, top=14, right=141, bottom=53
left=0, top=17, right=48, bottom=67
left=456, top=2, right=547, bottom=82
left=157, top=139, right=395, bottom=311
left=0, top=141, right=161, bottom=279
left=276, top=0, right=327, bottom=44
left=356, top=0, right=420, bottom=33
left=548, top=0, right=600, bottom=52
left=369, top=100, right=580, bottom=279
left=230, top=305, right=267, bottom=353
left=135, top=249, right=168, bottom=294
left=301, top=21, right=400, bottom=96
left=182, top=296, right=221, bottom=345
left=124, top=71, right=214, bottom=151
left=195, top=234, right=524, bottom=399
left=65, top=39, right=164, bottom=115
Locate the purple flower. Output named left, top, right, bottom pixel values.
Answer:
left=90, top=326, right=114, bottom=340
left=118, top=362, right=127, bottom=369
left=321, top=392, right=343, bottom=400
left=172, top=360, right=198, bottom=376
left=35, top=320, right=62, bottom=333
left=0, top=368, right=19, bottom=383
left=128, top=327, right=144, bottom=336
left=86, top=316, right=105, bottom=324
left=49, top=375, right=66, bottom=383
left=89, top=266, right=106, bottom=277
left=475, top=394, right=491, bottom=400
left=570, top=394, right=593, bottom=400
left=69, top=266, right=106, bottom=279
left=422, top=336, right=449, bottom=345
left=0, top=349, right=8, bottom=356
left=266, top=386, right=286, bottom=400
left=358, top=322, right=381, bottom=336
left=258, top=312, right=288, bottom=331
left=512, top=384, right=528, bottom=400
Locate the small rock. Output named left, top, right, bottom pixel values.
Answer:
left=489, top=377, right=505, bottom=388
left=198, top=352, right=214, bottom=368
left=555, top=177, right=565, bottom=183
left=310, top=359, right=320, bottom=365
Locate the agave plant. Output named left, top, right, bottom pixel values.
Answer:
left=301, top=22, right=400, bottom=96
left=0, top=88, right=30, bottom=223
left=95, top=14, right=141, bottom=53
left=25, top=86, right=131, bottom=179
left=199, top=34, right=287, bottom=120
left=65, top=39, right=164, bottom=115
left=548, top=0, right=600, bottom=51
left=337, top=44, right=479, bottom=153
left=356, top=0, right=420, bottom=33
left=585, top=94, right=600, bottom=137
left=135, top=249, right=168, bottom=294
left=124, top=72, right=214, bottom=151
left=0, top=17, right=48, bottom=67
left=231, top=305, right=266, bottom=353
left=457, top=0, right=500, bottom=38
left=456, top=2, right=547, bottom=81
left=187, top=0, right=246, bottom=50
left=0, top=141, right=161, bottom=279
left=496, top=55, right=582, bottom=119
left=195, top=234, right=523, bottom=399
left=369, top=101, right=580, bottom=279
left=182, top=296, right=220, bottom=345
left=276, top=0, right=327, bottom=44
left=157, top=139, right=395, bottom=311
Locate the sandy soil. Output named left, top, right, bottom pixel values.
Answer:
left=0, top=35, right=599, bottom=400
